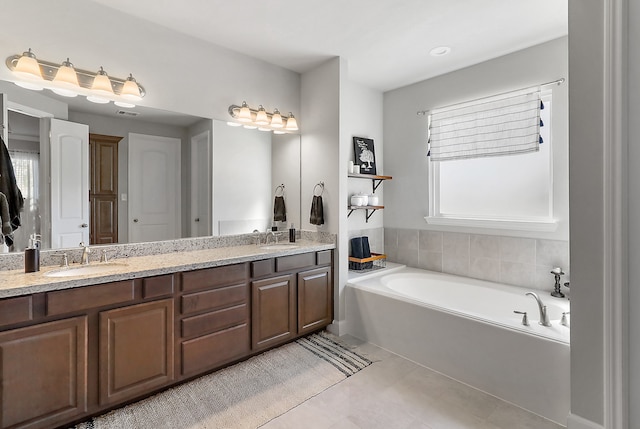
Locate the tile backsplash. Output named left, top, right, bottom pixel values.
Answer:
left=384, top=228, right=570, bottom=292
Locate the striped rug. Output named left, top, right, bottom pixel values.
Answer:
left=296, top=331, right=372, bottom=376
left=71, top=331, right=370, bottom=429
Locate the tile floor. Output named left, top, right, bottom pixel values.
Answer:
left=262, top=336, right=564, bottom=429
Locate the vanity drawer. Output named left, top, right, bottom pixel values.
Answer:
left=181, top=264, right=248, bottom=292
left=0, top=295, right=33, bottom=328
left=181, top=323, right=249, bottom=375
left=46, top=280, right=135, bottom=316
left=275, top=253, right=316, bottom=272
left=181, top=283, right=247, bottom=315
left=316, top=250, right=332, bottom=266
left=251, top=259, right=274, bottom=278
left=181, top=303, right=248, bottom=338
left=143, top=274, right=175, bottom=299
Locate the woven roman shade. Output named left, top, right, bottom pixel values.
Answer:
left=428, top=89, right=544, bottom=161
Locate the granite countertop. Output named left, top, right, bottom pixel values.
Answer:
left=0, top=240, right=335, bottom=298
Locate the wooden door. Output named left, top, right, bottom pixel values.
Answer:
left=89, top=134, right=122, bottom=244
left=0, top=316, right=88, bottom=429
left=50, top=118, right=90, bottom=248
left=251, top=274, right=296, bottom=351
left=128, top=133, right=181, bottom=243
left=99, top=299, right=174, bottom=406
left=297, top=266, right=332, bottom=335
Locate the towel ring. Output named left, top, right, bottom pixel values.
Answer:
left=275, top=184, right=285, bottom=197
left=313, top=182, right=325, bottom=197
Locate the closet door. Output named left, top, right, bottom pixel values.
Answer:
left=90, top=134, right=122, bottom=244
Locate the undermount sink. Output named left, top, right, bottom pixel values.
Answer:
left=44, top=262, right=128, bottom=278
left=259, top=243, right=299, bottom=250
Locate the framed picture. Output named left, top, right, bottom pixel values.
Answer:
left=353, top=136, right=377, bottom=175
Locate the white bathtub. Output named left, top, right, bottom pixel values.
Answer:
left=345, top=265, right=570, bottom=425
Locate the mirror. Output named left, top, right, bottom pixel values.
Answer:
left=1, top=81, right=301, bottom=252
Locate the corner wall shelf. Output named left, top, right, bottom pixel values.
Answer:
left=348, top=173, right=392, bottom=192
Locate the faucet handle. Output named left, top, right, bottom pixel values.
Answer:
left=60, top=253, right=69, bottom=267
left=561, top=311, right=570, bottom=326
left=513, top=310, right=529, bottom=326
left=100, top=249, right=114, bottom=263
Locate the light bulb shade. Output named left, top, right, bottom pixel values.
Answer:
left=255, top=106, right=269, bottom=125
left=270, top=109, right=283, bottom=128
left=121, top=74, right=142, bottom=100
left=86, top=95, right=110, bottom=104
left=237, top=101, right=252, bottom=122
left=14, top=49, right=43, bottom=81
left=114, top=100, right=136, bottom=108
left=91, top=67, right=114, bottom=96
left=285, top=114, right=298, bottom=131
left=53, top=58, right=79, bottom=89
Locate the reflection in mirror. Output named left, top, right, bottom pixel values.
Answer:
left=0, top=81, right=301, bottom=253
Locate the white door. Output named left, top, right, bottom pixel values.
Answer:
left=190, top=130, right=211, bottom=237
left=50, top=118, right=90, bottom=248
left=128, top=133, right=181, bottom=243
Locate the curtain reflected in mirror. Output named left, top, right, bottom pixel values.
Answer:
left=8, top=149, right=39, bottom=251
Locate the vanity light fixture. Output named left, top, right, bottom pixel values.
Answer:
left=6, top=49, right=146, bottom=106
left=12, top=49, right=44, bottom=90
left=52, top=58, right=80, bottom=97
left=228, top=101, right=299, bottom=133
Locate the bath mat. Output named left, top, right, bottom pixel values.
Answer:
left=71, top=332, right=371, bottom=429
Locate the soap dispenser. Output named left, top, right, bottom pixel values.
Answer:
left=24, top=234, right=41, bottom=273
left=289, top=223, right=296, bottom=243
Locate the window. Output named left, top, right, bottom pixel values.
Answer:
left=426, top=91, right=556, bottom=231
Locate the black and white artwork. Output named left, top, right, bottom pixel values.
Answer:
left=353, top=136, right=377, bottom=175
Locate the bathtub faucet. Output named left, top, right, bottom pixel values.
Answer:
left=526, top=292, right=552, bottom=327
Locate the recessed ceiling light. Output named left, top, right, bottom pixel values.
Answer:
left=429, top=46, right=451, bottom=57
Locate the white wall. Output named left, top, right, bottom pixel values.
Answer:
left=567, top=1, right=606, bottom=426
left=301, top=57, right=342, bottom=325
left=0, top=0, right=300, bottom=125
left=383, top=37, right=569, bottom=241
left=272, top=133, right=302, bottom=232
left=213, top=123, right=272, bottom=235
left=628, top=0, right=640, bottom=426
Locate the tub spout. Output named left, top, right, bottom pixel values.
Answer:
left=526, top=292, right=552, bottom=327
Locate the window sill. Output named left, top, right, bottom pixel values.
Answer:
left=424, top=216, right=558, bottom=232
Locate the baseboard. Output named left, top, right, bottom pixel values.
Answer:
left=567, top=413, right=605, bottom=429
left=326, top=319, right=348, bottom=336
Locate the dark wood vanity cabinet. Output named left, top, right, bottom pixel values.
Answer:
left=297, top=265, right=332, bottom=335
left=0, top=249, right=332, bottom=429
left=251, top=250, right=334, bottom=351
left=0, top=316, right=88, bottom=429
left=251, top=274, right=296, bottom=350
left=99, top=299, right=174, bottom=406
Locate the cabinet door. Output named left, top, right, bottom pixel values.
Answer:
left=251, top=274, right=296, bottom=350
left=298, top=266, right=332, bottom=335
left=99, top=299, right=174, bottom=406
left=0, top=316, right=88, bottom=429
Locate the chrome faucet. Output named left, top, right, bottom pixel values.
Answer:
left=526, top=292, right=551, bottom=327
left=265, top=230, right=276, bottom=244
left=79, top=242, right=91, bottom=265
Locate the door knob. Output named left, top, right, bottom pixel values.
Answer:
left=133, top=219, right=139, bottom=223
left=194, top=218, right=200, bottom=222
left=80, top=223, right=88, bottom=228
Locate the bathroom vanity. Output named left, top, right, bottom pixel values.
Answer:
left=0, top=242, right=333, bottom=429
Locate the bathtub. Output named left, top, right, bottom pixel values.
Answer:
left=345, top=265, right=570, bottom=425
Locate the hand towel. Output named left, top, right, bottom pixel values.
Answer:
left=310, top=195, right=324, bottom=225
left=0, top=193, right=12, bottom=235
left=273, top=196, right=287, bottom=222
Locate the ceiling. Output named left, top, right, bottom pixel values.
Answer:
left=89, top=0, right=568, bottom=92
